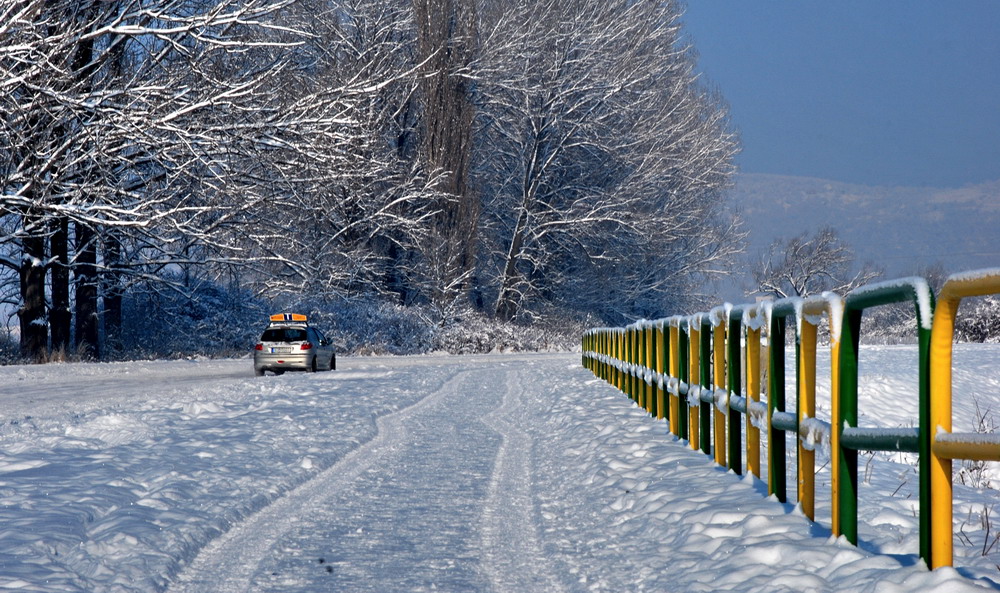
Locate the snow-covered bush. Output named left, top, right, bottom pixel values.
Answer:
left=955, top=295, right=1000, bottom=343
left=431, top=306, right=586, bottom=354
left=117, top=279, right=266, bottom=360
left=858, top=302, right=923, bottom=345
left=314, top=299, right=435, bottom=356
left=0, top=326, right=19, bottom=364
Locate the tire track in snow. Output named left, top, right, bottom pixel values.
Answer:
left=166, top=370, right=467, bottom=593
left=481, top=365, right=567, bottom=593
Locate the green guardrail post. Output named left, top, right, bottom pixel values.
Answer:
left=728, top=307, right=743, bottom=475
left=838, top=305, right=862, bottom=546
left=630, top=326, right=638, bottom=403
left=650, top=323, right=659, bottom=418
left=679, top=320, right=690, bottom=441
left=662, top=321, right=671, bottom=423
left=836, top=278, right=934, bottom=563
left=768, top=300, right=796, bottom=504
left=700, top=315, right=713, bottom=455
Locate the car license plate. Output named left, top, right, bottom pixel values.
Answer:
left=270, top=347, right=292, bottom=354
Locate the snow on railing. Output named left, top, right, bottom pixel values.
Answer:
left=581, top=269, right=1000, bottom=573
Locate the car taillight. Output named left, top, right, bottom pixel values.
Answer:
left=300, top=342, right=313, bottom=350
left=254, top=343, right=263, bottom=351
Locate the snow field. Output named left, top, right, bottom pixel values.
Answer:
left=0, top=348, right=998, bottom=591
left=0, top=360, right=436, bottom=591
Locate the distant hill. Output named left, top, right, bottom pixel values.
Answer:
left=717, top=173, right=1000, bottom=300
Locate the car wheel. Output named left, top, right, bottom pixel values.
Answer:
left=307, top=356, right=317, bottom=373
left=329, top=353, right=336, bottom=371
left=254, top=367, right=265, bottom=377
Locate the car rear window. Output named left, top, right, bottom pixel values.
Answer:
left=261, top=328, right=308, bottom=342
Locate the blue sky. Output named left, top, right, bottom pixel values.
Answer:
left=681, top=1, right=1000, bottom=188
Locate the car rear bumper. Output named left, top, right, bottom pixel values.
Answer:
left=254, top=352, right=313, bottom=372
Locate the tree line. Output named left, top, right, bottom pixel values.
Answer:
left=1, top=0, right=740, bottom=362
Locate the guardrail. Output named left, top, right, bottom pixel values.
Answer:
left=581, top=268, right=1000, bottom=571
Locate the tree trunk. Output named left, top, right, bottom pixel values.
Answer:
left=494, top=209, right=528, bottom=322
left=18, top=214, right=48, bottom=362
left=413, top=0, right=478, bottom=301
left=75, top=224, right=100, bottom=360
left=50, top=217, right=71, bottom=358
left=103, top=234, right=123, bottom=356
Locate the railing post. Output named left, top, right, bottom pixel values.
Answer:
left=728, top=308, right=743, bottom=475
left=629, top=325, right=639, bottom=404
left=767, top=300, right=788, bottom=503
left=669, top=318, right=681, bottom=436
left=711, top=306, right=728, bottom=468
left=637, top=322, right=647, bottom=410
left=700, top=315, right=713, bottom=456
left=688, top=317, right=700, bottom=450
left=646, top=322, right=655, bottom=415
left=836, top=277, right=934, bottom=560
left=799, top=315, right=816, bottom=519
left=829, top=313, right=842, bottom=536
left=929, top=269, right=1000, bottom=569
left=679, top=318, right=690, bottom=441
left=616, top=329, right=625, bottom=392
left=930, top=294, right=957, bottom=569
left=656, top=320, right=667, bottom=421
left=744, top=307, right=762, bottom=479
left=838, top=306, right=862, bottom=546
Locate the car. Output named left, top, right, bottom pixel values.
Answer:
left=253, top=313, right=336, bottom=376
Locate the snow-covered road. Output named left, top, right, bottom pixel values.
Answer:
left=2, top=349, right=999, bottom=592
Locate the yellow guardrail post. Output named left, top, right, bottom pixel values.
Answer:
left=635, top=324, right=644, bottom=407
left=598, top=329, right=607, bottom=381
left=688, top=316, right=701, bottom=450
left=629, top=325, right=636, bottom=403
left=791, top=293, right=843, bottom=528
left=669, top=317, right=682, bottom=436
left=744, top=306, right=763, bottom=479
left=656, top=320, right=667, bottom=421
left=711, top=305, right=729, bottom=467
left=616, top=328, right=625, bottom=392
left=617, top=328, right=624, bottom=390
left=646, top=321, right=655, bottom=415
left=930, top=268, right=1000, bottom=569
left=608, top=328, right=615, bottom=382
left=799, top=306, right=817, bottom=520
left=639, top=323, right=646, bottom=408
left=637, top=322, right=647, bottom=410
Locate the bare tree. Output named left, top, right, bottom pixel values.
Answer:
left=235, top=0, right=446, bottom=305
left=1, top=0, right=306, bottom=360
left=473, top=0, right=741, bottom=323
left=752, top=226, right=882, bottom=299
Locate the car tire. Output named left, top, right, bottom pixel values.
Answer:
left=307, top=356, right=317, bottom=373
left=254, top=368, right=265, bottom=377
left=329, top=353, right=336, bottom=371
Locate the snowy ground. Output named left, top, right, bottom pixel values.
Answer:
left=1, top=346, right=999, bottom=592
